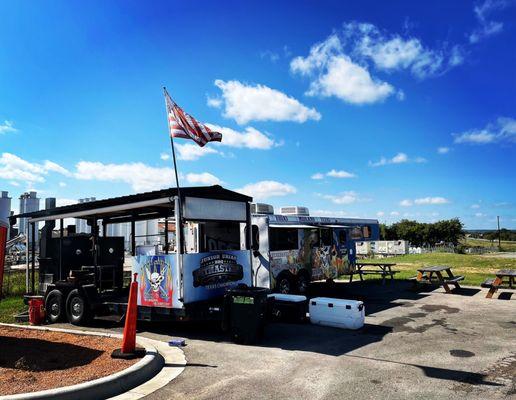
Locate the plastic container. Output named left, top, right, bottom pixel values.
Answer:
left=267, top=294, right=307, bottom=322
left=309, top=297, right=364, bottom=330
left=226, top=286, right=268, bottom=344
left=28, top=298, right=46, bottom=325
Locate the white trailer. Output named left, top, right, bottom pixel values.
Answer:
left=248, top=204, right=380, bottom=294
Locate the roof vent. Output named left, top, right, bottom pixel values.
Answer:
left=279, top=206, right=310, bottom=216
left=251, top=203, right=274, bottom=215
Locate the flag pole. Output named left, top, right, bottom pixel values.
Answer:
left=163, top=87, right=183, bottom=254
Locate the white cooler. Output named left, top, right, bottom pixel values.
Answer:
left=309, top=297, right=365, bottom=330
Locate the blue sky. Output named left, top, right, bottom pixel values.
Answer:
left=0, top=0, right=515, bottom=229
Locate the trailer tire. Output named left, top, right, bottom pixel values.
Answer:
left=277, top=274, right=293, bottom=294
left=296, top=271, right=310, bottom=294
left=45, top=289, right=64, bottom=323
left=65, top=289, right=92, bottom=326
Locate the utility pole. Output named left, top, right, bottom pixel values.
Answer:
left=497, top=216, right=501, bottom=251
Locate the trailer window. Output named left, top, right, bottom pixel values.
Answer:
left=338, top=230, right=347, bottom=245
left=320, top=229, right=332, bottom=246
left=200, top=221, right=241, bottom=252
left=363, top=226, right=371, bottom=238
left=269, top=228, right=298, bottom=251
left=350, top=227, right=363, bottom=240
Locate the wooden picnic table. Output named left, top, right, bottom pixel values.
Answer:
left=353, top=262, right=398, bottom=285
left=485, top=269, right=516, bottom=299
left=413, top=265, right=464, bottom=293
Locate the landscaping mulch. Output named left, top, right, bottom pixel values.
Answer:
left=0, top=326, right=139, bottom=396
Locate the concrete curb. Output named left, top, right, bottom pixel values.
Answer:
left=0, top=324, right=164, bottom=400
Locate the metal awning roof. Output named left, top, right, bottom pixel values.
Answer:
left=10, top=185, right=252, bottom=224
left=269, top=224, right=316, bottom=229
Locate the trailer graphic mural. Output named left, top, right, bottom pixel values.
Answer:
left=135, top=255, right=174, bottom=308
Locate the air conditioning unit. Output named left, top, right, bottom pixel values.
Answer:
left=279, top=206, right=310, bottom=216
left=251, top=203, right=274, bottom=215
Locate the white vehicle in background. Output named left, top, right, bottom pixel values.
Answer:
left=247, top=204, right=380, bottom=294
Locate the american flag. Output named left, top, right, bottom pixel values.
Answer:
left=164, top=88, right=222, bottom=147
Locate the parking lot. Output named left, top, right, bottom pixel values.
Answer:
left=58, top=282, right=516, bottom=400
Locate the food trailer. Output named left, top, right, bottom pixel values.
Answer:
left=249, top=204, right=380, bottom=294
left=11, top=185, right=258, bottom=329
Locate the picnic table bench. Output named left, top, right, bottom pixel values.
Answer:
left=483, top=269, right=516, bottom=299
left=353, top=262, right=399, bottom=285
left=409, top=265, right=464, bottom=293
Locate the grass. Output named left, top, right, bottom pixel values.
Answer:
left=0, top=296, right=26, bottom=324
left=350, top=252, right=516, bottom=286
left=0, top=269, right=34, bottom=324
left=461, top=237, right=516, bottom=252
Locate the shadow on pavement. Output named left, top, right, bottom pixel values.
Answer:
left=344, top=354, right=503, bottom=387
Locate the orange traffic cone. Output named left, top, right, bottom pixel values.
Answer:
left=112, top=273, right=144, bottom=359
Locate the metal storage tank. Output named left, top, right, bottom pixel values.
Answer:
left=0, top=191, right=11, bottom=230
left=19, top=191, right=40, bottom=244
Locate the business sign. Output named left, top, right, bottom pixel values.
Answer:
left=183, top=250, right=251, bottom=304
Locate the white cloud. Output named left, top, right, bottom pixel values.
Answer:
left=401, top=197, right=450, bottom=206
left=312, top=169, right=356, bottom=179
left=206, top=96, right=223, bottom=108
left=376, top=211, right=385, bottom=217
left=475, top=212, right=486, bottom=217
left=321, top=191, right=369, bottom=205
left=469, top=0, right=510, bottom=43
left=160, top=152, right=171, bottom=161
left=400, top=199, right=413, bottom=207
left=291, top=34, right=394, bottom=104
left=175, top=143, right=220, bottom=161
left=453, top=117, right=516, bottom=145
left=292, top=22, right=463, bottom=103
left=260, top=50, right=280, bottom=63
left=369, top=152, right=426, bottom=167
left=0, top=121, right=17, bottom=134
left=185, top=172, right=221, bottom=186
left=207, top=124, right=279, bottom=149
left=414, top=197, right=450, bottom=205
left=212, top=79, right=321, bottom=124
left=437, top=147, right=450, bottom=154
left=0, top=153, right=70, bottom=183
left=74, top=161, right=175, bottom=192
left=390, top=211, right=400, bottom=216
left=43, top=160, right=71, bottom=176
left=342, top=21, right=464, bottom=79
left=58, top=182, right=67, bottom=187
left=471, top=204, right=481, bottom=209
left=306, top=56, right=394, bottom=104
left=326, top=169, right=356, bottom=178
left=236, top=180, right=297, bottom=200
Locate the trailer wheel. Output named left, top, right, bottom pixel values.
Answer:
left=277, top=274, right=292, bottom=294
left=296, top=272, right=310, bottom=294
left=45, top=290, right=64, bottom=323
left=65, top=289, right=92, bottom=326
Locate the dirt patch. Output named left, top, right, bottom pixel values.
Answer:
left=0, top=326, right=138, bottom=396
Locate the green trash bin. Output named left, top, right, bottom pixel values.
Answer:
left=226, top=286, right=268, bottom=344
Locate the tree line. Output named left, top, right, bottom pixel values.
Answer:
left=379, top=218, right=464, bottom=246
left=475, top=228, right=516, bottom=242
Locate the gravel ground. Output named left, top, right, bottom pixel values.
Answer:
left=0, top=326, right=137, bottom=396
